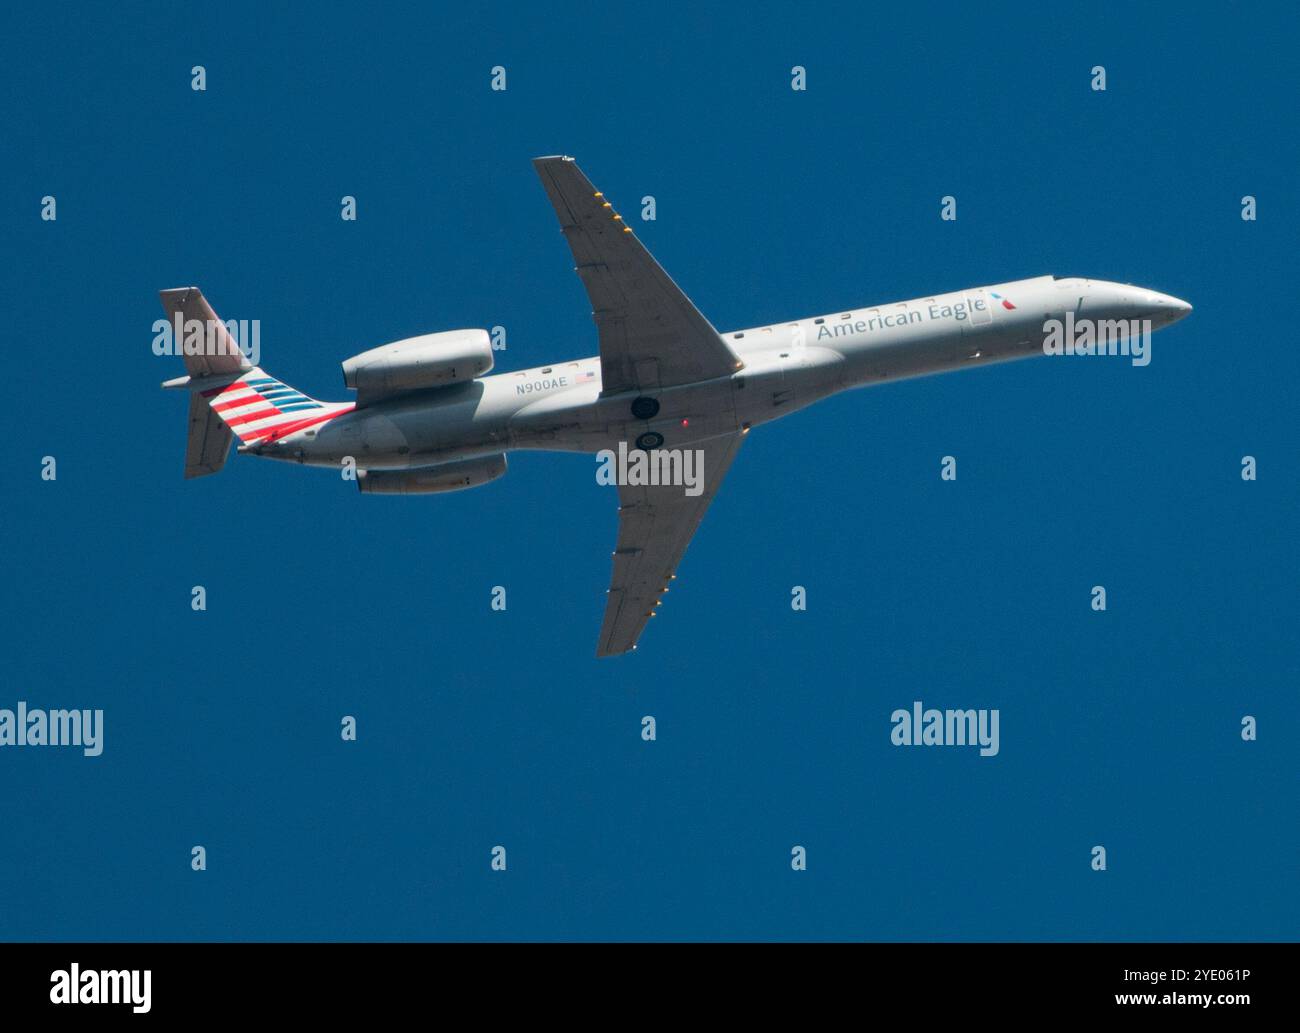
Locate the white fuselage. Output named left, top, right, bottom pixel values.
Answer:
left=255, top=274, right=1190, bottom=470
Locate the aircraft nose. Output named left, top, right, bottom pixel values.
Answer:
left=1149, top=291, right=1192, bottom=325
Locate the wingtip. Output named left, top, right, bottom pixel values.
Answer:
left=159, top=286, right=201, bottom=305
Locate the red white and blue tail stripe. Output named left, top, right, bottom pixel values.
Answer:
left=201, top=369, right=353, bottom=446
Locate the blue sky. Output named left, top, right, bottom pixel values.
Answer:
left=2, top=2, right=1296, bottom=940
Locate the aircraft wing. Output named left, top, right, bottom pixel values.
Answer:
left=597, top=431, right=745, bottom=657
left=532, top=155, right=743, bottom=396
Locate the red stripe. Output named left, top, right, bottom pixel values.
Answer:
left=213, top=393, right=263, bottom=412
left=201, top=379, right=253, bottom=398
left=226, top=406, right=282, bottom=427
left=244, top=406, right=354, bottom=443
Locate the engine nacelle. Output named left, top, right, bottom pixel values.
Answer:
left=357, top=454, right=507, bottom=495
left=342, top=329, right=493, bottom=399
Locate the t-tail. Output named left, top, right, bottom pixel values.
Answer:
left=159, top=287, right=349, bottom=478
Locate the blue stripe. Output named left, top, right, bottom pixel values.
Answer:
left=276, top=403, right=320, bottom=413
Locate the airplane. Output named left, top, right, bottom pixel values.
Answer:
left=161, top=155, right=1192, bottom=657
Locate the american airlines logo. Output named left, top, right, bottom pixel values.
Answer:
left=50, top=964, right=151, bottom=1013
left=815, top=296, right=995, bottom=339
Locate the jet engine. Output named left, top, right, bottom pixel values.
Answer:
left=357, top=454, right=507, bottom=495
left=342, top=329, right=494, bottom=400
